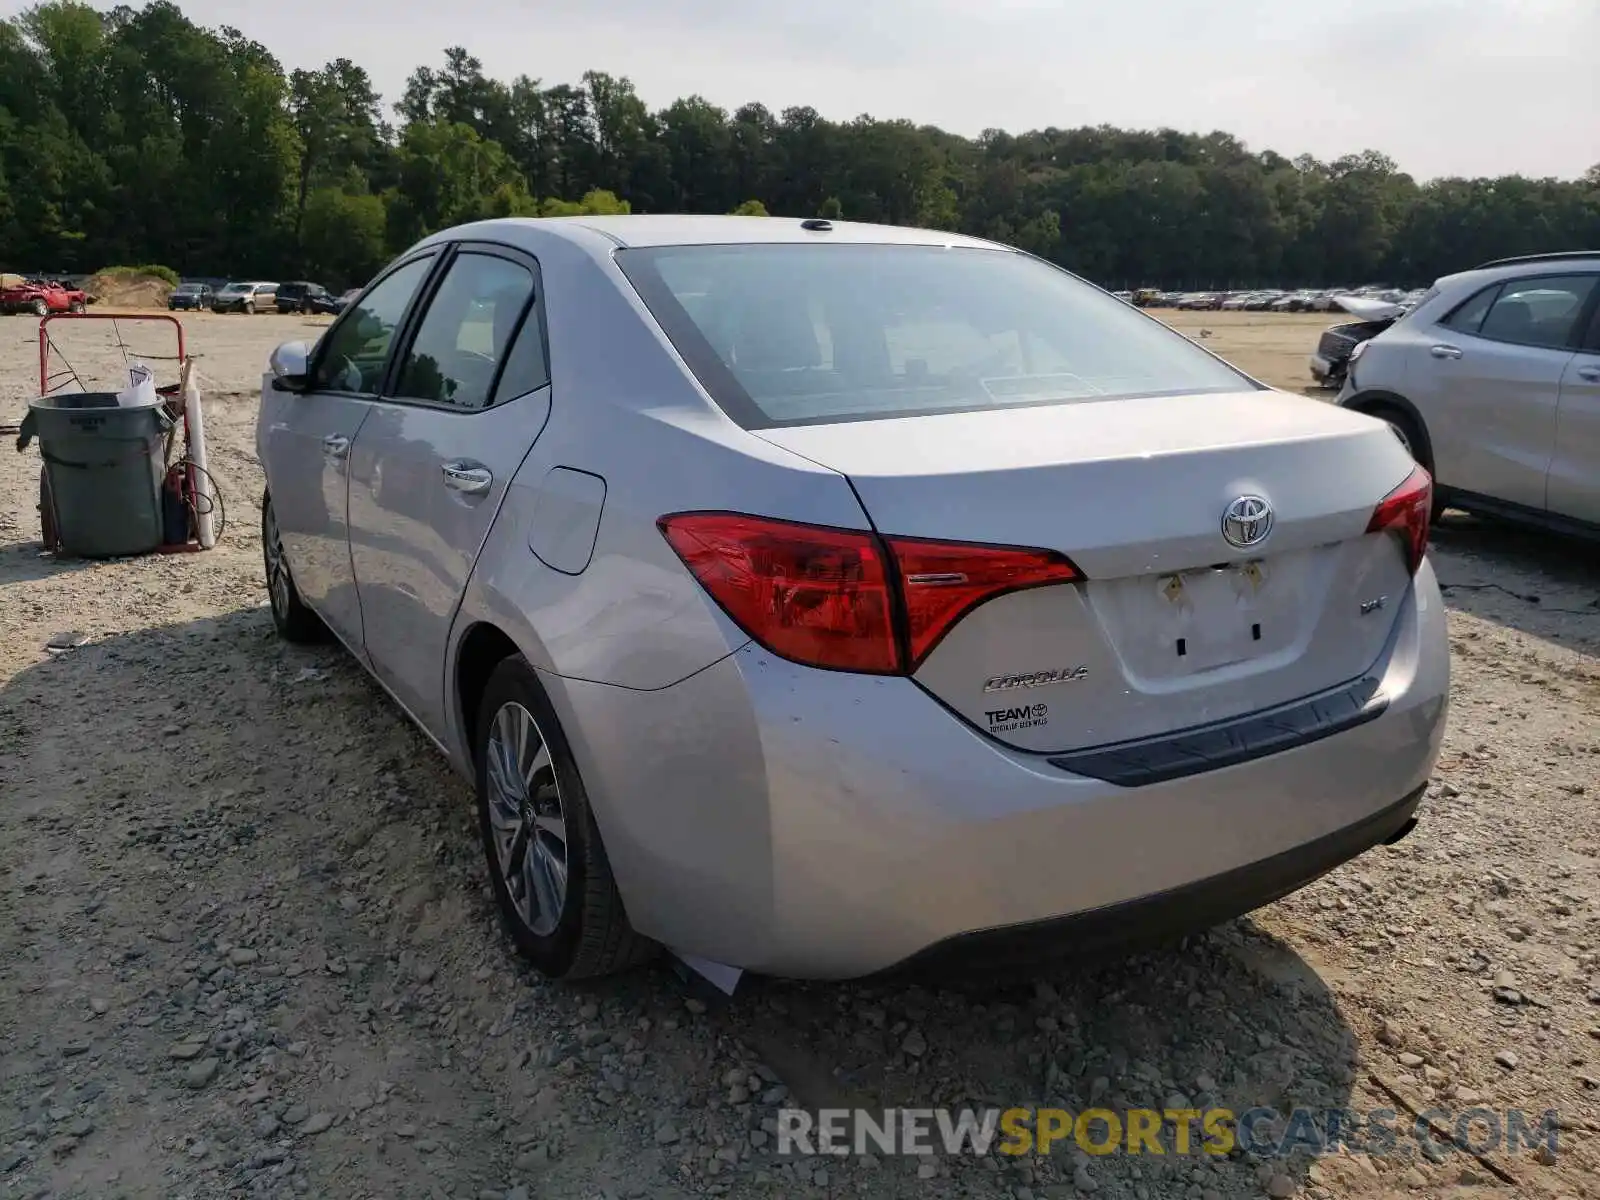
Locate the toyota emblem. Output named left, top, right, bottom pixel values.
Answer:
left=1221, top=494, right=1274, bottom=548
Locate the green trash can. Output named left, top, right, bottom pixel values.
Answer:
left=16, top=391, right=174, bottom=558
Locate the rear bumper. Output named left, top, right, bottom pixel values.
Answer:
left=888, top=782, right=1423, bottom=977
left=552, top=561, right=1449, bottom=979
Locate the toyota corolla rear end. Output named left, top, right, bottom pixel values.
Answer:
left=583, top=236, right=1449, bottom=979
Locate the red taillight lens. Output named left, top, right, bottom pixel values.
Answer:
left=657, top=512, right=899, bottom=673
left=885, top=535, right=1080, bottom=668
left=1366, top=463, right=1432, bottom=576
left=659, top=512, right=1082, bottom=674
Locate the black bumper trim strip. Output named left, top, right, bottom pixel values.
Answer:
left=1046, top=675, right=1387, bottom=787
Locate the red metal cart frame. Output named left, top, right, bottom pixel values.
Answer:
left=39, top=312, right=187, bottom=396
left=37, top=312, right=201, bottom=552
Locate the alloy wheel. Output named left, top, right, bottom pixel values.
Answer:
left=263, top=502, right=293, bottom=618
left=484, top=702, right=569, bottom=937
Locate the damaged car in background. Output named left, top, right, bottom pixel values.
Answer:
left=1308, top=293, right=1417, bottom=388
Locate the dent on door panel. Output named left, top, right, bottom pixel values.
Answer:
left=528, top=466, right=606, bottom=574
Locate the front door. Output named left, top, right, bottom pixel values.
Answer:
left=347, top=245, right=550, bottom=736
left=260, top=252, right=439, bottom=650
left=1422, top=273, right=1598, bottom=511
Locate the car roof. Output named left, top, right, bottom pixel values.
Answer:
left=426, top=214, right=1005, bottom=253
left=1436, top=252, right=1600, bottom=292
left=1473, top=250, right=1600, bottom=271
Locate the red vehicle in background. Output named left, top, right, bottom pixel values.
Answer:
left=0, top=274, right=89, bottom=317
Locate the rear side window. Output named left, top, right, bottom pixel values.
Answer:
left=616, top=244, right=1252, bottom=429
left=393, top=253, right=536, bottom=410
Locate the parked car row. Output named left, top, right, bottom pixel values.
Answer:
left=168, top=279, right=363, bottom=315
left=1144, top=286, right=1429, bottom=313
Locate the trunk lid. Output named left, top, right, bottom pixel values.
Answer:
left=757, top=391, right=1418, bottom=754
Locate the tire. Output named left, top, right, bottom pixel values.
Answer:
left=1365, top=402, right=1447, bottom=523
left=243, top=301, right=255, bottom=315
left=31, top=299, right=48, bottom=318
left=474, top=655, right=657, bottom=980
left=69, top=301, right=85, bottom=314
left=261, top=493, right=326, bottom=642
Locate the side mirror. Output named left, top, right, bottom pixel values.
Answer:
left=269, top=341, right=310, bottom=393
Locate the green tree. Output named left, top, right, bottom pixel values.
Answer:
left=300, top=186, right=387, bottom=286
left=0, top=1, right=1594, bottom=286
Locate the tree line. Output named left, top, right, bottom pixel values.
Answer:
left=3, top=0, right=1597, bottom=291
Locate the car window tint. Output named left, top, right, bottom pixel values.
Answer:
left=309, top=257, right=434, bottom=394
left=1478, top=275, right=1597, bottom=349
left=1441, top=285, right=1499, bottom=334
left=394, top=253, right=534, bottom=410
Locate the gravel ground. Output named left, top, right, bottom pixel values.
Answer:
left=2, top=311, right=1598, bottom=1200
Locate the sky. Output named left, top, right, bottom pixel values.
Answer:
left=31, top=0, right=1600, bottom=180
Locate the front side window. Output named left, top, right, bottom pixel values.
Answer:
left=616, top=244, right=1253, bottom=428
left=1441, top=284, right=1500, bottom=334
left=1478, top=276, right=1597, bottom=349
left=310, top=256, right=434, bottom=394
left=1444, top=275, right=1597, bottom=348
left=393, top=253, right=536, bottom=410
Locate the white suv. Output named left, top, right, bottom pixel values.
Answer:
left=1338, top=252, right=1600, bottom=533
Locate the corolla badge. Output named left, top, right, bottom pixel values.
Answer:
left=982, top=666, right=1088, bottom=693
left=1221, top=494, right=1274, bottom=549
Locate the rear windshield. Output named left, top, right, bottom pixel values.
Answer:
left=615, top=244, right=1253, bottom=429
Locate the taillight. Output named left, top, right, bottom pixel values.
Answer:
left=657, top=513, right=899, bottom=673
left=1366, top=463, right=1432, bottom=575
left=885, top=535, right=1080, bottom=668
left=658, top=512, right=1082, bottom=674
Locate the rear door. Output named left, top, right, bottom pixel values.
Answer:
left=1548, top=302, right=1600, bottom=523
left=347, top=243, right=550, bottom=736
left=260, top=253, right=439, bottom=650
left=1420, top=273, right=1598, bottom=510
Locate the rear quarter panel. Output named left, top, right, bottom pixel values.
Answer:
left=444, top=229, right=872, bottom=764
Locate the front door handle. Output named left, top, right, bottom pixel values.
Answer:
left=1429, top=344, right=1463, bottom=360
left=322, top=434, right=350, bottom=459
left=1577, top=365, right=1600, bottom=382
left=442, top=461, right=493, bottom=495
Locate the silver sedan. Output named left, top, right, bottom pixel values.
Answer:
left=256, top=215, right=1449, bottom=983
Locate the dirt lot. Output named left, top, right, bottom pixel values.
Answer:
left=2, top=310, right=1598, bottom=1200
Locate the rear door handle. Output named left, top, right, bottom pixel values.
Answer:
left=442, top=461, right=493, bottom=494
left=1429, top=344, right=1463, bottom=360
left=1577, top=365, right=1600, bottom=382
left=322, top=434, right=350, bottom=459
